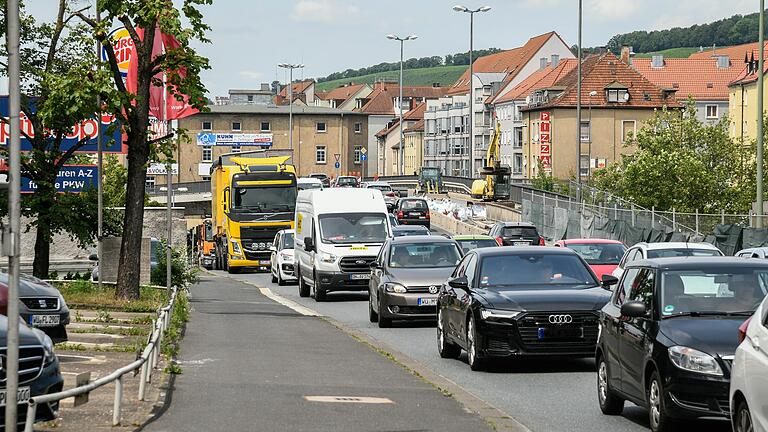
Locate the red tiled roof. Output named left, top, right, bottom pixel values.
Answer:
left=689, top=41, right=768, bottom=61
left=375, top=118, right=400, bottom=138
left=403, top=102, right=426, bottom=120
left=320, top=83, right=369, bottom=103
left=729, top=61, right=768, bottom=86
left=447, top=31, right=567, bottom=96
left=278, top=80, right=314, bottom=97
left=404, top=118, right=425, bottom=133
left=493, top=59, right=577, bottom=104
left=632, top=58, right=742, bottom=101
left=525, top=53, right=680, bottom=110
left=356, top=84, right=446, bottom=115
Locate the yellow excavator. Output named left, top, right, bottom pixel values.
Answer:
left=470, top=120, right=511, bottom=201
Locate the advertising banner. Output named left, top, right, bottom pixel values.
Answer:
left=196, top=132, right=273, bottom=147
left=21, top=165, right=98, bottom=193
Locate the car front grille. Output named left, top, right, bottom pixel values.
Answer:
left=515, top=311, right=599, bottom=353
left=0, top=345, right=46, bottom=385
left=406, top=286, right=435, bottom=293
left=391, top=305, right=437, bottom=315
left=20, top=297, right=59, bottom=311
left=339, top=256, right=376, bottom=273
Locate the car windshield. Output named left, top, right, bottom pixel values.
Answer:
left=566, top=243, right=626, bottom=265
left=661, top=268, right=768, bottom=316
left=389, top=243, right=462, bottom=268
left=337, top=177, right=357, bottom=186
left=233, top=185, right=297, bottom=212
left=282, top=233, right=294, bottom=249
left=502, top=226, right=538, bottom=237
left=401, top=200, right=427, bottom=211
left=310, top=174, right=327, bottom=180
left=368, top=184, right=392, bottom=192
left=319, top=213, right=388, bottom=244
left=478, top=253, right=597, bottom=289
left=647, top=248, right=721, bottom=258
left=457, top=239, right=498, bottom=253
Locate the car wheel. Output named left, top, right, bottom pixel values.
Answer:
left=298, top=271, right=310, bottom=297
left=369, top=296, right=379, bottom=323
left=378, top=298, right=392, bottom=328
left=466, top=314, right=485, bottom=371
left=437, top=307, right=460, bottom=359
left=647, top=371, right=676, bottom=432
left=277, top=269, right=286, bottom=286
left=271, top=270, right=278, bottom=283
left=733, top=400, right=753, bottom=432
left=597, top=355, right=624, bottom=415
left=313, top=273, right=326, bottom=302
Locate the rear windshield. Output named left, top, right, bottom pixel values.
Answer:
left=389, top=243, right=462, bottom=268
left=457, top=239, right=498, bottom=253
left=310, top=174, right=327, bottom=179
left=647, top=248, right=722, bottom=258
left=369, top=185, right=392, bottom=192
left=337, top=177, right=357, bottom=185
left=401, top=200, right=428, bottom=210
left=502, top=226, right=539, bottom=237
left=567, top=243, right=626, bottom=265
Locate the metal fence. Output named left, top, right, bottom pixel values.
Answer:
left=22, top=285, right=182, bottom=431
left=145, top=181, right=211, bottom=197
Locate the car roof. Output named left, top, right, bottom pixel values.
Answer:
left=629, top=256, right=768, bottom=270
left=737, top=247, right=768, bottom=253
left=634, top=242, right=720, bottom=250
left=560, top=238, right=624, bottom=245
left=392, top=225, right=429, bottom=231
left=453, top=234, right=495, bottom=240
left=498, top=221, right=535, bottom=227
left=471, top=246, right=578, bottom=257
left=277, top=229, right=295, bottom=234
left=366, top=181, right=390, bottom=187
left=297, top=177, right=322, bottom=183
left=389, top=235, right=455, bottom=244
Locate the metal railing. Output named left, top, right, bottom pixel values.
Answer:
left=145, top=181, right=211, bottom=197
left=22, top=286, right=181, bottom=431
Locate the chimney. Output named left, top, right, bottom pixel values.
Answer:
left=716, top=55, right=730, bottom=69
left=260, top=83, right=270, bottom=91
left=539, top=57, right=548, bottom=70
left=620, top=46, right=631, bottom=64
left=551, top=54, right=560, bottom=68
left=651, top=55, right=664, bottom=68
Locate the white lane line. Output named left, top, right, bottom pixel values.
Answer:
left=304, top=396, right=393, bottom=404
left=257, top=286, right=321, bottom=317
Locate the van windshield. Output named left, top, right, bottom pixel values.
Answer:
left=319, top=213, right=388, bottom=244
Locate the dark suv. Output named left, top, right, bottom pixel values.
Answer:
left=488, top=222, right=544, bottom=246
left=396, top=198, right=430, bottom=228
left=596, top=257, right=767, bottom=432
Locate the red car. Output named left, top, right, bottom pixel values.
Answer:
left=553, top=239, right=626, bottom=280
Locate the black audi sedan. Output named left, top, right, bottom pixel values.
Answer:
left=595, top=257, right=768, bottom=432
left=436, top=247, right=612, bottom=371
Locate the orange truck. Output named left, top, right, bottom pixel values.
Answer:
left=197, top=219, right=215, bottom=269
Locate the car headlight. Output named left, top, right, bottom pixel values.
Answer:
left=480, top=308, right=521, bottom=320
left=33, top=328, right=56, bottom=365
left=319, top=252, right=337, bottom=263
left=230, top=240, right=242, bottom=255
left=280, top=252, right=293, bottom=261
left=668, top=346, right=723, bottom=376
left=384, top=282, right=408, bottom=293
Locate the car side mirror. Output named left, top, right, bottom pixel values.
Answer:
left=601, top=274, right=619, bottom=289
left=304, top=237, right=314, bottom=252
left=88, top=253, right=99, bottom=261
left=620, top=301, right=647, bottom=318
left=448, top=276, right=469, bottom=291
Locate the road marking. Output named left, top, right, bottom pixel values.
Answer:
left=304, top=396, right=393, bottom=404
left=257, top=286, right=321, bottom=317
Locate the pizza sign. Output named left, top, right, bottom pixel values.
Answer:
left=539, top=112, right=552, bottom=173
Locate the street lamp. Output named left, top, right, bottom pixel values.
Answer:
left=386, top=34, right=418, bottom=175
left=278, top=63, right=305, bottom=154
left=453, top=5, right=491, bottom=178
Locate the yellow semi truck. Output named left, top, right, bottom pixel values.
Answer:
left=211, top=150, right=297, bottom=273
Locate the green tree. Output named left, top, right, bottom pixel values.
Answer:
left=77, top=0, right=211, bottom=299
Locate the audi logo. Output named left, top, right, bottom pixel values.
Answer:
left=548, top=314, right=573, bottom=324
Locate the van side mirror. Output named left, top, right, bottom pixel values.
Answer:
left=269, top=245, right=276, bottom=252
left=304, top=237, right=314, bottom=252
left=601, top=274, right=619, bottom=289
left=448, top=276, right=469, bottom=291
left=88, top=253, right=99, bottom=261
left=370, top=261, right=381, bottom=269
left=620, top=301, right=647, bottom=318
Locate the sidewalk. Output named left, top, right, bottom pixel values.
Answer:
left=143, top=273, right=492, bottom=432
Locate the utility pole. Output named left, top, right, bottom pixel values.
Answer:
left=576, top=0, right=583, bottom=201
left=757, top=0, right=765, bottom=228
left=96, top=1, right=104, bottom=291
left=278, top=63, right=304, bottom=154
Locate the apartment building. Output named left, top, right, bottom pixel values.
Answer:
left=315, top=83, right=373, bottom=110
left=374, top=102, right=426, bottom=176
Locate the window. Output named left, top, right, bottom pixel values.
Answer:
left=261, top=121, right=270, bottom=132
left=354, top=145, right=362, bottom=164
left=231, top=145, right=241, bottom=153
left=514, top=127, right=523, bottom=148
left=247, top=95, right=253, bottom=102
left=316, top=145, right=326, bottom=164
left=580, top=121, right=590, bottom=142
left=316, top=122, right=327, bottom=133
left=354, top=122, right=362, bottom=134
left=513, top=154, right=523, bottom=175
left=201, top=175, right=211, bottom=182
left=231, top=121, right=241, bottom=131
left=622, top=120, right=636, bottom=143
left=464, top=254, right=478, bottom=287
left=145, top=176, right=156, bottom=188
left=202, top=145, right=212, bottom=162
left=629, top=268, right=655, bottom=311
left=706, top=105, right=718, bottom=119
left=615, top=268, right=640, bottom=306
left=607, top=89, right=629, bottom=103
left=580, top=154, right=590, bottom=177
left=201, top=121, right=212, bottom=130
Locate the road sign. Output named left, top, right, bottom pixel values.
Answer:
left=334, top=162, right=340, bottom=169
left=360, top=147, right=367, bottom=155
left=334, top=153, right=341, bottom=162
left=21, top=165, right=98, bottom=193
left=361, top=154, right=367, bottom=161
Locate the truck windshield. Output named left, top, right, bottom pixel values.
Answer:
left=233, top=185, right=297, bottom=212
left=319, top=213, right=388, bottom=244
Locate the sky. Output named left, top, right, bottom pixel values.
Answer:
left=12, top=0, right=764, bottom=97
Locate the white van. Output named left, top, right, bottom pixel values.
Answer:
left=294, top=188, right=390, bottom=301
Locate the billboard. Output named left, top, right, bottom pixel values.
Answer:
left=196, top=132, right=273, bottom=147
left=147, top=163, right=179, bottom=175
left=102, top=27, right=134, bottom=78
left=21, top=165, right=98, bottom=193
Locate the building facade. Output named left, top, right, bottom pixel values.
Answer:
left=403, top=119, right=425, bottom=176
left=729, top=60, right=768, bottom=143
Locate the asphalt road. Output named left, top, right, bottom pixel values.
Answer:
left=144, top=273, right=493, bottom=432
left=220, top=251, right=733, bottom=432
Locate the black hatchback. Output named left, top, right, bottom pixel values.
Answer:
left=596, top=257, right=768, bottom=432
left=488, top=222, right=544, bottom=246
left=396, top=198, right=430, bottom=228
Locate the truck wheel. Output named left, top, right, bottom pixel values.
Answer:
left=227, top=265, right=239, bottom=274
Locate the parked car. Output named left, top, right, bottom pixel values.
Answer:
left=730, top=293, right=768, bottom=432
left=270, top=229, right=297, bottom=286
left=735, top=247, right=768, bottom=259
left=369, top=235, right=463, bottom=327
left=612, top=242, right=723, bottom=280
left=395, top=198, right=430, bottom=228
left=596, top=257, right=766, bottom=432
left=308, top=172, right=330, bottom=187
left=437, top=247, right=611, bottom=371
left=366, top=181, right=398, bottom=210
left=391, top=225, right=431, bottom=237
left=334, top=176, right=359, bottom=188
left=554, top=239, right=626, bottom=279
left=452, top=234, right=500, bottom=254
left=297, top=177, right=323, bottom=191
left=0, top=272, right=70, bottom=343
left=488, top=221, right=545, bottom=246
left=0, top=314, right=64, bottom=427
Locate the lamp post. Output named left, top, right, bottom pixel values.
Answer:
left=453, top=5, right=491, bottom=178
left=386, top=34, right=418, bottom=175
left=757, top=0, right=765, bottom=227
left=575, top=0, right=583, bottom=200
left=278, top=63, right=305, bottom=154
left=588, top=90, right=597, bottom=180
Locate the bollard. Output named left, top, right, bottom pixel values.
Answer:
left=631, top=204, right=636, bottom=227
left=138, top=361, right=148, bottom=401
left=721, top=209, right=725, bottom=225
left=112, top=375, right=123, bottom=426
left=24, top=403, right=37, bottom=432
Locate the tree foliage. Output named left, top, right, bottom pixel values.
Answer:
left=591, top=102, right=754, bottom=213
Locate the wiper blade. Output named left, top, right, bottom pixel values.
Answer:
left=664, top=311, right=753, bottom=318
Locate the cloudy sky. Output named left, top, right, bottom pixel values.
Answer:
left=14, top=0, right=763, bottom=97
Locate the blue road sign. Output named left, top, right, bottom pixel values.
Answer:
left=21, top=165, right=98, bottom=193
left=361, top=154, right=367, bottom=161
left=334, top=162, right=340, bottom=169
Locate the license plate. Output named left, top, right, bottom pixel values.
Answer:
left=259, top=260, right=271, bottom=265
left=31, top=314, right=60, bottom=327
left=350, top=273, right=370, bottom=280
left=418, top=298, right=437, bottom=306
left=409, top=212, right=420, bottom=217
left=0, top=387, right=30, bottom=407
left=537, top=327, right=583, bottom=340
left=513, top=241, right=530, bottom=246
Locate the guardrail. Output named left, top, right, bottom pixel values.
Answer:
left=22, top=286, right=181, bottom=431
left=146, top=181, right=211, bottom=196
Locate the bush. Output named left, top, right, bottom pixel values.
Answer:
left=151, top=240, right=199, bottom=288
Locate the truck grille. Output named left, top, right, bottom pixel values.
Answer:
left=515, top=311, right=599, bottom=353
left=20, top=297, right=59, bottom=311
left=240, top=225, right=289, bottom=243
left=339, top=256, right=376, bottom=273
left=0, top=345, right=46, bottom=385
